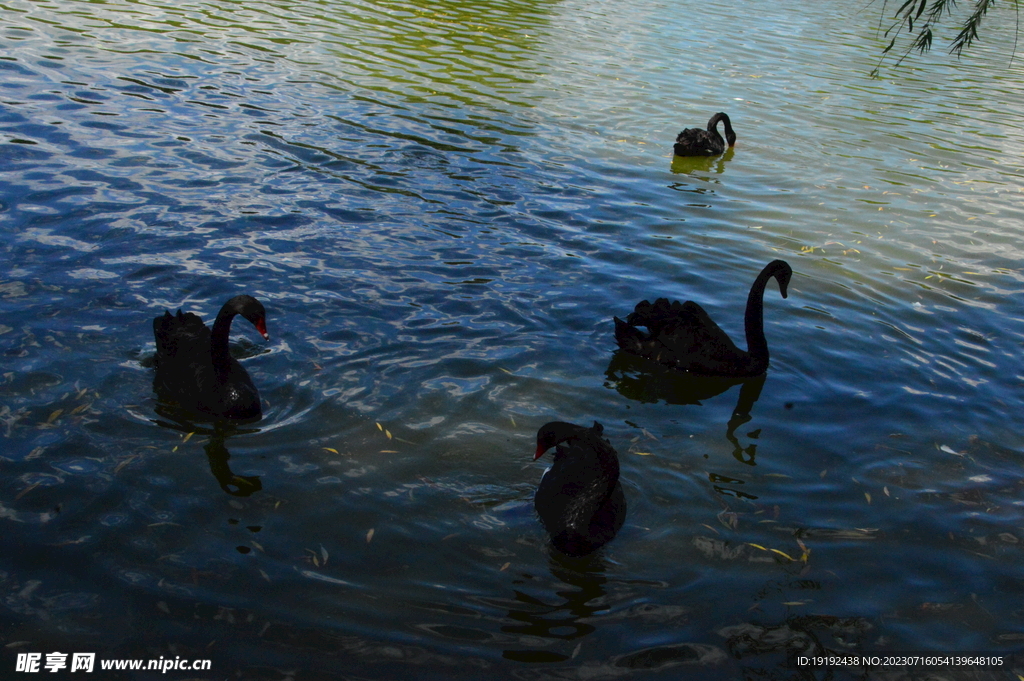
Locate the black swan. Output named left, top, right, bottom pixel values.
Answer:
left=534, top=421, right=626, bottom=557
left=613, top=260, right=792, bottom=377
left=673, top=112, right=736, bottom=157
left=152, top=295, right=269, bottom=421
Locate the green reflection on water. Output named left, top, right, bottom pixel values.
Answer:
left=319, top=0, right=555, bottom=109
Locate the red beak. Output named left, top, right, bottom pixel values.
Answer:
left=534, top=445, right=546, bottom=461
left=255, top=318, right=269, bottom=340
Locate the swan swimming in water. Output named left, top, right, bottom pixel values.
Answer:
left=152, top=295, right=269, bottom=421
left=533, top=421, right=626, bottom=557
left=673, top=112, right=736, bottom=157
left=613, top=260, right=792, bottom=378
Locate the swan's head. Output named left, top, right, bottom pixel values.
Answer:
left=535, top=421, right=602, bottom=460
left=226, top=295, right=270, bottom=340
left=718, top=113, right=736, bottom=147
left=769, top=260, right=793, bottom=298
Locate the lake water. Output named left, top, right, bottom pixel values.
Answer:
left=3, top=0, right=1024, bottom=678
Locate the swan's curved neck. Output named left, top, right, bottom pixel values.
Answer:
left=709, top=113, right=735, bottom=147
left=210, top=309, right=238, bottom=377
left=743, top=266, right=776, bottom=363
left=707, top=114, right=725, bottom=144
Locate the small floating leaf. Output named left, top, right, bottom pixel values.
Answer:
left=884, top=486, right=890, bottom=497
left=499, top=562, right=510, bottom=571
left=510, top=416, right=516, bottom=427
left=498, top=367, right=514, bottom=375
left=251, top=540, right=264, bottom=552
left=182, top=431, right=194, bottom=444
left=323, top=447, right=338, bottom=454
left=366, top=528, right=375, bottom=543
left=769, top=548, right=794, bottom=561
left=320, top=544, right=328, bottom=565
left=113, top=454, right=139, bottom=474
left=385, top=429, right=392, bottom=440
left=380, top=450, right=399, bottom=454
left=747, top=543, right=768, bottom=551
left=865, top=492, right=872, bottom=504
left=46, top=409, right=63, bottom=424
left=376, top=422, right=382, bottom=431
left=15, top=482, right=40, bottom=500
left=634, top=451, right=652, bottom=456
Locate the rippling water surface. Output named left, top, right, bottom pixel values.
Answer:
left=3, top=0, right=1024, bottom=678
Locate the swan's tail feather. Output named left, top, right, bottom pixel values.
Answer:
left=614, top=316, right=648, bottom=354
left=153, top=309, right=208, bottom=360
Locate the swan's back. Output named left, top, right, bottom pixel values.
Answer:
left=614, top=297, right=752, bottom=375
left=674, top=127, right=723, bottom=156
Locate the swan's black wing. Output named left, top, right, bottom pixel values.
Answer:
left=585, top=480, right=626, bottom=549
left=615, top=298, right=749, bottom=375
left=674, top=128, right=724, bottom=156
left=616, top=297, right=695, bottom=365
left=153, top=310, right=210, bottom=364
left=651, top=301, right=751, bottom=374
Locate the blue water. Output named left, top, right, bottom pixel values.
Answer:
left=3, top=0, right=1024, bottom=678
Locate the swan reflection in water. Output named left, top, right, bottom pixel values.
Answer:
left=604, top=351, right=767, bottom=465
left=152, top=410, right=263, bottom=497
left=501, top=551, right=613, bottom=663
left=670, top=146, right=735, bottom=175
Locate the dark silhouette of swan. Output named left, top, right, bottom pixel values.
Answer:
left=673, top=112, right=736, bottom=157
left=152, top=295, right=269, bottom=421
left=613, top=260, right=792, bottom=377
left=534, top=421, right=626, bottom=557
